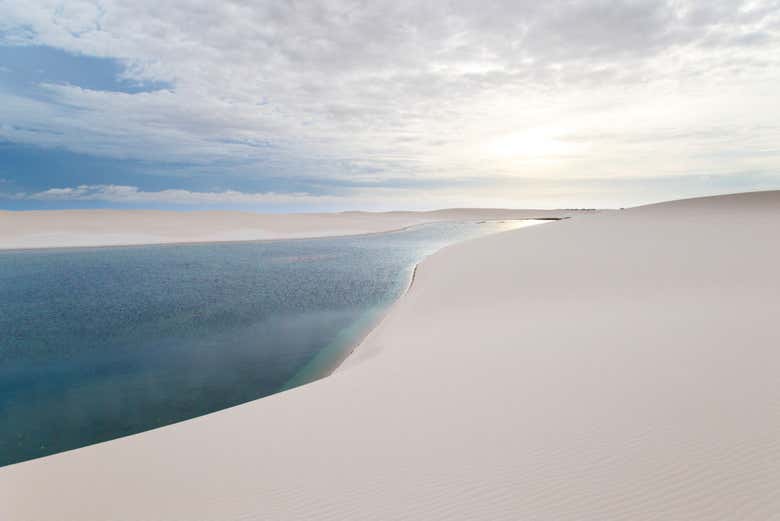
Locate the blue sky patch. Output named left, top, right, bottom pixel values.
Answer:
left=0, top=45, right=170, bottom=95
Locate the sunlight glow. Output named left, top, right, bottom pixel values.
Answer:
left=482, top=128, right=586, bottom=160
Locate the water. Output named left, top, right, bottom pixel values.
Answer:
left=0, top=220, right=541, bottom=467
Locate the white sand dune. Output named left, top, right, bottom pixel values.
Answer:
left=2, top=191, right=779, bottom=520
left=0, top=208, right=573, bottom=250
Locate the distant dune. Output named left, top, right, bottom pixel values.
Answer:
left=0, top=208, right=576, bottom=250
left=2, top=191, right=779, bottom=520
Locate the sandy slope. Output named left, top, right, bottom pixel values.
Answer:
left=2, top=191, right=779, bottom=520
left=0, top=208, right=573, bottom=250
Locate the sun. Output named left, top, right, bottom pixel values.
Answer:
left=483, top=128, right=583, bottom=160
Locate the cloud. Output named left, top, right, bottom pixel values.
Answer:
left=0, top=0, right=779, bottom=202
left=8, top=182, right=497, bottom=211
left=21, top=184, right=344, bottom=205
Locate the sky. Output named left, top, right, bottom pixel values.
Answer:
left=1, top=1, right=779, bottom=211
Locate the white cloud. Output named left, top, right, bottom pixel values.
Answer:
left=0, top=0, right=779, bottom=200
left=23, top=184, right=344, bottom=205
left=14, top=183, right=533, bottom=210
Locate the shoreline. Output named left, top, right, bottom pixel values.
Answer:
left=0, top=217, right=567, bottom=253
left=3, top=191, right=779, bottom=520
left=281, top=256, right=424, bottom=391
left=0, top=208, right=576, bottom=251
left=283, top=218, right=554, bottom=389
left=0, top=223, right=424, bottom=253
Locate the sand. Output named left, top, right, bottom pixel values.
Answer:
left=0, top=208, right=574, bottom=250
left=1, top=191, right=779, bottom=520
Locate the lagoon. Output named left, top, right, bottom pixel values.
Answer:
left=0, top=220, right=540, bottom=466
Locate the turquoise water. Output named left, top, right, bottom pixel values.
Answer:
left=0, top=220, right=536, bottom=467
